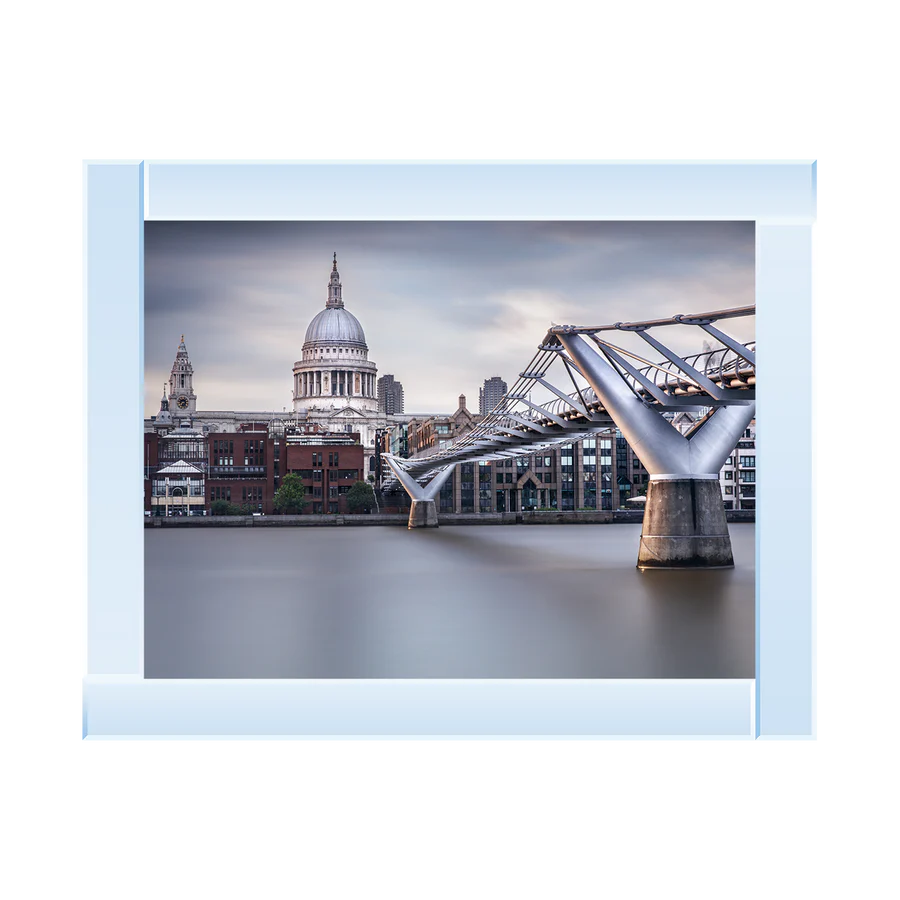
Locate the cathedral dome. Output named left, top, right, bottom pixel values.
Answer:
left=301, top=253, right=368, bottom=349
left=303, top=306, right=367, bottom=348
left=293, top=254, right=379, bottom=417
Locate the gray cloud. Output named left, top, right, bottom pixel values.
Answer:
left=145, top=221, right=755, bottom=415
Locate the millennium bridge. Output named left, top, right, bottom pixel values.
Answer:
left=384, top=305, right=756, bottom=569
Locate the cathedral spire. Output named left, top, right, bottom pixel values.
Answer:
left=326, top=253, right=344, bottom=308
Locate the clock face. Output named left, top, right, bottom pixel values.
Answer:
left=177, top=396, right=189, bottom=410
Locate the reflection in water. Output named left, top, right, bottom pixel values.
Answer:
left=145, top=524, right=755, bottom=679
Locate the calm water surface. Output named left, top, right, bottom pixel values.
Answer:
left=145, top=524, right=755, bottom=678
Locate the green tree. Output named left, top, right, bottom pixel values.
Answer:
left=210, top=498, right=235, bottom=516
left=274, top=473, right=307, bottom=514
left=346, top=480, right=376, bottom=513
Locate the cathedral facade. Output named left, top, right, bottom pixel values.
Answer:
left=146, top=255, right=392, bottom=476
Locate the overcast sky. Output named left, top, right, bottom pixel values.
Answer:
left=144, top=221, right=755, bottom=416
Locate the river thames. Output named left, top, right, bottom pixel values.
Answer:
left=144, top=524, right=755, bottom=679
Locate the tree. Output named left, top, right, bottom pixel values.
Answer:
left=346, top=480, right=376, bottom=514
left=274, top=473, right=307, bottom=514
left=210, top=498, right=235, bottom=516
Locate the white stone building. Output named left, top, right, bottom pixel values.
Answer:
left=146, top=255, right=392, bottom=477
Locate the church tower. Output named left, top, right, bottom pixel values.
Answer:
left=168, top=335, right=197, bottom=417
left=155, top=384, right=174, bottom=432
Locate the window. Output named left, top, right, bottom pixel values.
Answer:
left=440, top=477, right=454, bottom=513
left=739, top=456, right=755, bottom=468
left=460, top=463, right=475, bottom=512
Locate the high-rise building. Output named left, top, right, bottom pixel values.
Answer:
left=479, top=376, right=508, bottom=414
left=377, top=374, right=405, bottom=414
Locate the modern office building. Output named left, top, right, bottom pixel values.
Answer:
left=377, top=374, right=405, bottom=415
left=719, top=420, right=757, bottom=510
left=478, top=376, right=508, bottom=414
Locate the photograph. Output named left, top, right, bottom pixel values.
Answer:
left=143, top=220, right=757, bottom=680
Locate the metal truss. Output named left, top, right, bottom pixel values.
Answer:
left=384, top=306, right=755, bottom=488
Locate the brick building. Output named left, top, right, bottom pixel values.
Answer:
left=283, top=431, right=364, bottom=515
left=144, top=423, right=366, bottom=516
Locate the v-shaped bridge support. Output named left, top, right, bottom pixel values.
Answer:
left=558, top=333, right=755, bottom=568
left=383, top=455, right=455, bottom=528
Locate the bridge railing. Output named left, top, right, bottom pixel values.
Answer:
left=384, top=306, right=755, bottom=485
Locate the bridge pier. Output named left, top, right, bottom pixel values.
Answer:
left=558, top=332, right=755, bottom=569
left=383, top=455, right=454, bottom=529
left=638, top=477, right=733, bottom=568
left=408, top=499, right=440, bottom=528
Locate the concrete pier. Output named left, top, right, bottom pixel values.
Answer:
left=383, top=454, right=454, bottom=530
left=408, top=498, right=440, bottom=528
left=638, top=478, right=734, bottom=569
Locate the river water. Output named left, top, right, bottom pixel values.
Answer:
left=144, top=524, right=755, bottom=679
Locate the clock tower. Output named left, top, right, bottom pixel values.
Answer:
left=168, top=335, right=197, bottom=417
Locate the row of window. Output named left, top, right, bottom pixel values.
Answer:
left=151, top=484, right=204, bottom=497
left=312, top=348, right=365, bottom=356
left=303, top=451, right=341, bottom=472
left=725, top=470, right=756, bottom=484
